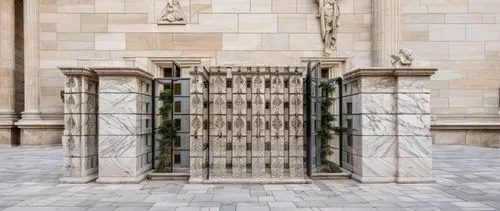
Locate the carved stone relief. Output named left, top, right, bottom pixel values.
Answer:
left=317, top=0, right=340, bottom=56
left=158, top=0, right=187, bottom=25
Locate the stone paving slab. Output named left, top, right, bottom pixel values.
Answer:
left=0, top=145, right=499, bottom=211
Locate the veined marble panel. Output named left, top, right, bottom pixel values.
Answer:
left=397, top=114, right=431, bottom=136
left=361, top=94, right=396, bottom=114
left=99, top=77, right=138, bottom=93
left=99, top=157, right=138, bottom=177
left=397, top=157, right=432, bottom=178
left=99, top=135, right=138, bottom=158
left=360, top=114, right=396, bottom=136
left=398, top=136, right=432, bottom=158
left=397, top=77, right=431, bottom=93
left=397, top=93, right=430, bottom=114
left=353, top=156, right=396, bottom=177
left=361, top=77, right=396, bottom=93
left=99, top=114, right=139, bottom=135
left=99, top=93, right=138, bottom=114
left=352, top=135, right=396, bottom=158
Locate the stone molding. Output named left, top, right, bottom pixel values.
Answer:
left=343, top=68, right=437, bottom=81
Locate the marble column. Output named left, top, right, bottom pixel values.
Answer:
left=59, top=67, right=99, bottom=183
left=0, top=0, right=18, bottom=144
left=95, top=67, right=154, bottom=183
left=343, top=68, right=436, bottom=183
left=372, top=0, right=401, bottom=67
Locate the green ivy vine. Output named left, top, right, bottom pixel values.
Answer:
left=318, top=82, right=342, bottom=173
left=156, top=89, right=177, bottom=173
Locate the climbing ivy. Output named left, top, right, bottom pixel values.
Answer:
left=156, top=89, right=177, bottom=173
left=317, top=82, right=342, bottom=173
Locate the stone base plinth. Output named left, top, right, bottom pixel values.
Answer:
left=60, top=174, right=98, bottom=184
left=396, top=176, right=435, bottom=184
left=203, top=178, right=311, bottom=184
left=16, top=120, right=63, bottom=145
left=0, top=125, right=19, bottom=145
left=351, top=174, right=396, bottom=183
left=96, top=172, right=149, bottom=184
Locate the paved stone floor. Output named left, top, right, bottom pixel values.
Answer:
left=0, top=145, right=499, bottom=211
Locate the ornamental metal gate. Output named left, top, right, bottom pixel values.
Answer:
left=151, top=62, right=343, bottom=182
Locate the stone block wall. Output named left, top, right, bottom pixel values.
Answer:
left=401, top=1, right=500, bottom=145
left=36, top=0, right=372, bottom=116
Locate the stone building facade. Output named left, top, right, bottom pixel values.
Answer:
left=0, top=1, right=499, bottom=146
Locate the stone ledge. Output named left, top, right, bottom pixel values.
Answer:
left=432, top=123, right=500, bottom=130
left=148, top=172, right=190, bottom=180
left=60, top=174, right=98, bottom=184
left=96, top=171, right=149, bottom=184
left=351, top=173, right=396, bottom=183
left=396, top=176, right=435, bottom=184
left=203, top=178, right=312, bottom=184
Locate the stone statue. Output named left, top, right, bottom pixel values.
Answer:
left=158, top=0, right=187, bottom=25
left=391, top=48, right=415, bottom=67
left=317, top=0, right=340, bottom=56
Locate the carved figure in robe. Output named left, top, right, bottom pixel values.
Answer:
left=317, top=0, right=340, bottom=56
left=158, top=0, right=187, bottom=24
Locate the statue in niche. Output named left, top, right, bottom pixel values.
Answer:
left=391, top=48, right=415, bottom=67
left=158, top=0, right=187, bottom=25
left=317, top=0, right=340, bottom=56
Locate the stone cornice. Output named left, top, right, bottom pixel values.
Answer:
left=343, top=67, right=437, bottom=81
left=92, top=67, right=154, bottom=80
left=58, top=66, right=98, bottom=78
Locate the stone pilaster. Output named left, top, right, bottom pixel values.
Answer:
left=20, top=0, right=40, bottom=119
left=343, top=68, right=436, bottom=183
left=16, top=0, right=63, bottom=145
left=372, top=0, right=401, bottom=67
left=59, top=67, right=99, bottom=183
left=189, top=66, right=208, bottom=183
left=209, top=67, right=227, bottom=179
left=95, top=67, right=154, bottom=183
left=0, top=0, right=18, bottom=145
left=395, top=70, right=435, bottom=183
